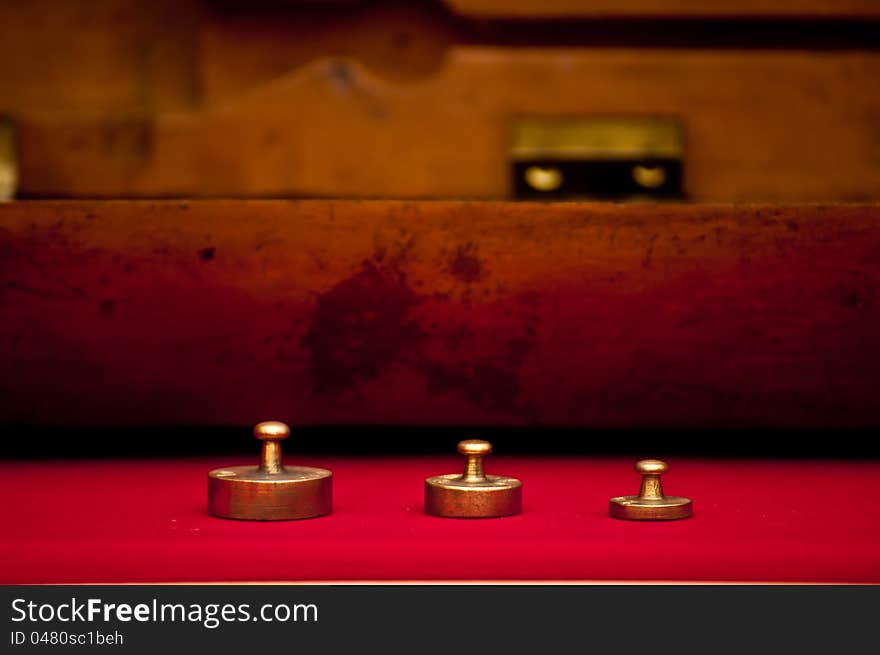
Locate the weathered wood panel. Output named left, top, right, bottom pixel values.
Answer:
left=16, top=49, right=880, bottom=202
left=0, top=0, right=198, bottom=116
left=2, top=1, right=880, bottom=201
left=1, top=201, right=879, bottom=427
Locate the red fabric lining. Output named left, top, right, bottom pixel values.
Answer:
left=1, top=457, right=878, bottom=583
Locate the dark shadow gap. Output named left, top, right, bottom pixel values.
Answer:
left=2, top=425, right=879, bottom=459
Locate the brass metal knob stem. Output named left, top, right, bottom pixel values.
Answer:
left=636, top=459, right=667, bottom=500
left=638, top=474, right=663, bottom=500
left=460, top=439, right=491, bottom=482
left=256, top=421, right=287, bottom=474
left=259, top=440, right=283, bottom=474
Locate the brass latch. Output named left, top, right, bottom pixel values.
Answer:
left=509, top=117, right=684, bottom=201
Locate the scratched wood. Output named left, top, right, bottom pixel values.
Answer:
left=1, top=200, right=879, bottom=427
left=3, top=1, right=880, bottom=202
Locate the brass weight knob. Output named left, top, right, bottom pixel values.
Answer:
left=424, top=440, right=522, bottom=518
left=207, top=421, right=332, bottom=520
left=609, top=459, right=692, bottom=520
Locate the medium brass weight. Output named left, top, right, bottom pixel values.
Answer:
left=609, top=459, right=692, bottom=520
left=425, top=440, right=522, bottom=518
left=207, top=421, right=332, bottom=520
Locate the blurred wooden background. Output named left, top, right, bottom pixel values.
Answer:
left=1, top=0, right=879, bottom=201
left=2, top=200, right=880, bottom=428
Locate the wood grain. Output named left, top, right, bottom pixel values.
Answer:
left=2, top=1, right=879, bottom=201
left=14, top=49, right=880, bottom=202
left=1, top=200, right=879, bottom=427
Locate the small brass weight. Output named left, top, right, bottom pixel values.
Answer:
left=609, top=459, right=692, bottom=520
left=425, top=440, right=522, bottom=518
left=208, top=421, right=332, bottom=520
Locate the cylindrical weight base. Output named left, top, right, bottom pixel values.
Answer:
left=609, top=495, right=692, bottom=521
left=425, top=474, right=522, bottom=518
left=208, top=465, right=332, bottom=520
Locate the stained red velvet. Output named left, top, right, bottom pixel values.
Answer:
left=1, top=457, right=878, bottom=583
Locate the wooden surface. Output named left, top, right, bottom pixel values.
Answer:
left=1, top=200, right=879, bottom=427
left=2, top=0, right=880, bottom=201
left=14, top=48, right=880, bottom=202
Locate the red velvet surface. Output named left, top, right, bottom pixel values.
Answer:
left=2, top=456, right=878, bottom=583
